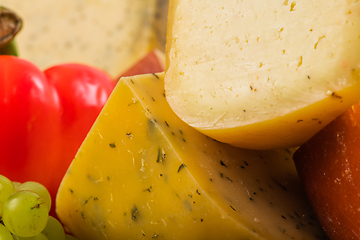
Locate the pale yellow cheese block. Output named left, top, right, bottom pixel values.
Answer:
left=165, top=0, right=360, bottom=150
left=56, top=73, right=327, bottom=240
left=2, top=0, right=168, bottom=78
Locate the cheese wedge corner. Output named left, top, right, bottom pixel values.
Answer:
left=56, top=73, right=327, bottom=240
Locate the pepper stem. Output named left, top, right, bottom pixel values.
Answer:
left=0, top=7, right=22, bottom=56
left=0, top=39, right=18, bottom=56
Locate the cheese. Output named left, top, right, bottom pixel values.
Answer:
left=56, top=73, right=327, bottom=240
left=165, top=0, right=360, bottom=150
left=2, top=0, right=168, bottom=78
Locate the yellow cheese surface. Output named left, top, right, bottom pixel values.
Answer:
left=56, top=73, right=327, bottom=240
left=2, top=0, right=168, bottom=78
left=165, top=0, right=360, bottom=150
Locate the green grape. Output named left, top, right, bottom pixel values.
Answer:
left=2, top=190, right=49, bottom=237
left=0, top=223, right=13, bottom=240
left=0, top=175, right=16, bottom=216
left=12, top=182, right=21, bottom=190
left=16, top=182, right=51, bottom=212
left=41, top=216, right=65, bottom=240
left=12, top=232, right=49, bottom=240
left=65, top=234, right=78, bottom=240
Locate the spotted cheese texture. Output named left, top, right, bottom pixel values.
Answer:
left=2, top=0, right=168, bottom=78
left=165, top=0, right=360, bottom=150
left=56, top=73, right=327, bottom=240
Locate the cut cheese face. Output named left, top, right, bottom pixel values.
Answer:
left=165, top=0, right=360, bottom=150
left=56, top=73, right=327, bottom=240
left=1, top=0, right=168, bottom=78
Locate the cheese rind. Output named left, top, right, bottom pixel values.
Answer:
left=165, top=0, right=360, bottom=149
left=56, top=73, right=327, bottom=240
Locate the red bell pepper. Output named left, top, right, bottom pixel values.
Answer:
left=0, top=55, right=115, bottom=216
left=117, top=49, right=165, bottom=79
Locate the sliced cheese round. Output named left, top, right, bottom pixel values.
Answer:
left=165, top=0, right=360, bottom=149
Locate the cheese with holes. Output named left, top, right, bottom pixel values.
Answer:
left=56, top=73, right=327, bottom=240
left=165, top=0, right=360, bottom=150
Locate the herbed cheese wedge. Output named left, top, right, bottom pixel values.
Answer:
left=165, top=0, right=360, bottom=150
left=56, top=73, right=327, bottom=240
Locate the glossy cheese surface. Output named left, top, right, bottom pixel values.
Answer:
left=165, top=0, right=360, bottom=150
left=56, top=73, right=327, bottom=240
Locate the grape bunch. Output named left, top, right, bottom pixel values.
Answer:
left=0, top=174, right=78, bottom=240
